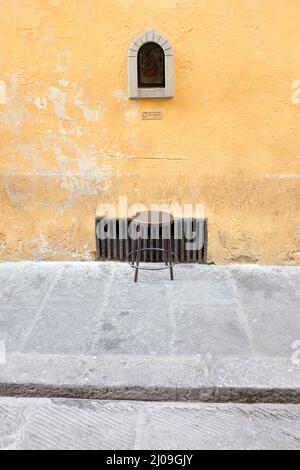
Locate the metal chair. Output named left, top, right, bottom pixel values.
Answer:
left=131, top=211, right=175, bottom=282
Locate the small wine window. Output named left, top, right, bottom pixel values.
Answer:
left=138, top=43, right=165, bottom=89
left=128, top=29, right=174, bottom=99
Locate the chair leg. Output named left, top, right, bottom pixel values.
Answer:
left=134, top=236, right=141, bottom=283
left=168, top=239, right=174, bottom=281
left=132, top=238, right=137, bottom=267
left=163, top=239, right=169, bottom=266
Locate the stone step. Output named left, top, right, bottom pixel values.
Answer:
left=1, top=352, right=300, bottom=403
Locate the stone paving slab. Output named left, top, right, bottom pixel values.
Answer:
left=230, top=267, right=300, bottom=357
left=0, top=263, right=59, bottom=308
left=0, top=397, right=299, bottom=450
left=0, top=262, right=300, bottom=401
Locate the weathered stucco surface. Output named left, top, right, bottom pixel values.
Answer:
left=0, top=0, right=300, bottom=263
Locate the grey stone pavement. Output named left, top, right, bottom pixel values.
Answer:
left=0, top=261, right=300, bottom=449
left=1, top=397, right=300, bottom=450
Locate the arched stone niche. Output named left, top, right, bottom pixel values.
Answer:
left=128, top=29, right=174, bottom=99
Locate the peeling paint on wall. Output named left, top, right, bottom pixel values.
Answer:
left=59, top=79, right=70, bottom=87
left=0, top=233, right=7, bottom=253
left=34, top=97, right=47, bottom=110
left=0, top=80, right=6, bottom=105
left=48, top=87, right=70, bottom=120
left=125, top=107, right=139, bottom=121
left=0, top=105, right=30, bottom=134
left=74, top=99, right=101, bottom=122
left=113, top=89, right=127, bottom=101
left=266, top=174, right=300, bottom=180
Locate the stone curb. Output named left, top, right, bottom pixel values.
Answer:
left=1, top=352, right=300, bottom=403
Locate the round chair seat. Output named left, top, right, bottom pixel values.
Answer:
left=132, top=211, right=174, bottom=227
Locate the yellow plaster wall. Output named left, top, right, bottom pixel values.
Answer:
left=0, top=0, right=300, bottom=263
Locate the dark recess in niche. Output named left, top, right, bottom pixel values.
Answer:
left=138, top=42, right=165, bottom=89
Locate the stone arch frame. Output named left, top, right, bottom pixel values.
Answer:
left=128, top=29, right=174, bottom=99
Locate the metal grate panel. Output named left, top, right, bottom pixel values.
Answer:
left=95, top=218, right=208, bottom=264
